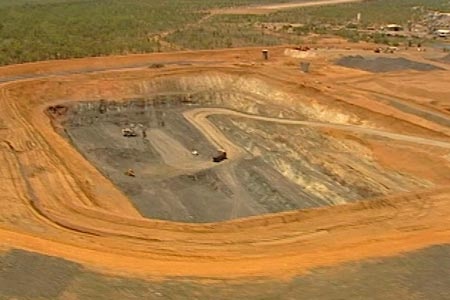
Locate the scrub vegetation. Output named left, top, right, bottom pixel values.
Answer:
left=0, top=0, right=448, bottom=65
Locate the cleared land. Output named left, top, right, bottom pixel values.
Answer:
left=0, top=47, right=450, bottom=278
left=0, top=0, right=449, bottom=297
left=0, top=44, right=449, bottom=299
left=336, top=56, right=444, bottom=73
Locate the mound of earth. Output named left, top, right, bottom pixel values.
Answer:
left=336, top=55, right=443, bottom=73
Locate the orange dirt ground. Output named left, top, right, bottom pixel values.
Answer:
left=0, top=45, right=449, bottom=280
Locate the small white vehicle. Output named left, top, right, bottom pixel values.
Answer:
left=122, top=128, right=137, bottom=137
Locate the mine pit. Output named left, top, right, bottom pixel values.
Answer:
left=47, top=82, right=435, bottom=223
left=39, top=71, right=449, bottom=224
left=2, top=41, right=450, bottom=291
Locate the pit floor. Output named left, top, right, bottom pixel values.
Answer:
left=59, top=99, right=430, bottom=222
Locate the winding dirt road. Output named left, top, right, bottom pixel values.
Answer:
left=184, top=108, right=450, bottom=152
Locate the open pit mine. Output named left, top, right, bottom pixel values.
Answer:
left=0, top=47, right=449, bottom=289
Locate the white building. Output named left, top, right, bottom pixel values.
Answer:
left=435, top=29, right=450, bottom=37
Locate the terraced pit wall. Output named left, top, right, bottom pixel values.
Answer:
left=47, top=72, right=433, bottom=222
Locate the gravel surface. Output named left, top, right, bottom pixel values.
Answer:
left=337, top=55, right=443, bottom=72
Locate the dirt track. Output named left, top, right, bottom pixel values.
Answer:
left=213, top=0, right=363, bottom=14
left=0, top=46, right=449, bottom=280
left=185, top=107, right=450, bottom=149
